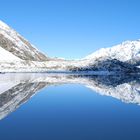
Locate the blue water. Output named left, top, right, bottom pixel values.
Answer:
left=0, top=83, right=140, bottom=140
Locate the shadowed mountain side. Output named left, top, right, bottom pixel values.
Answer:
left=0, top=73, right=140, bottom=120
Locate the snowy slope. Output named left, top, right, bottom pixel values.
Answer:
left=0, top=45, right=21, bottom=62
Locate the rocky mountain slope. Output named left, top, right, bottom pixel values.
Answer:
left=0, top=20, right=48, bottom=61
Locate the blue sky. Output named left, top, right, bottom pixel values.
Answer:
left=1, top=0, right=140, bottom=59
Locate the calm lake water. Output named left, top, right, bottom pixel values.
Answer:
left=0, top=73, right=140, bottom=140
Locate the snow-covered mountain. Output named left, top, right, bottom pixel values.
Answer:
left=67, top=40, right=140, bottom=72
left=0, top=20, right=140, bottom=73
left=84, top=40, right=140, bottom=64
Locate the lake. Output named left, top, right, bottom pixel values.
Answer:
left=0, top=73, right=140, bottom=140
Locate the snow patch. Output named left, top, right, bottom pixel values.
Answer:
left=0, top=46, right=21, bottom=62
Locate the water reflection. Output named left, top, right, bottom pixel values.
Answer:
left=0, top=73, right=140, bottom=120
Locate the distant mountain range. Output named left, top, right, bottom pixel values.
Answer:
left=0, top=20, right=140, bottom=73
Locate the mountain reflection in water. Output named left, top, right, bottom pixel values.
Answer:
left=0, top=73, right=140, bottom=120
